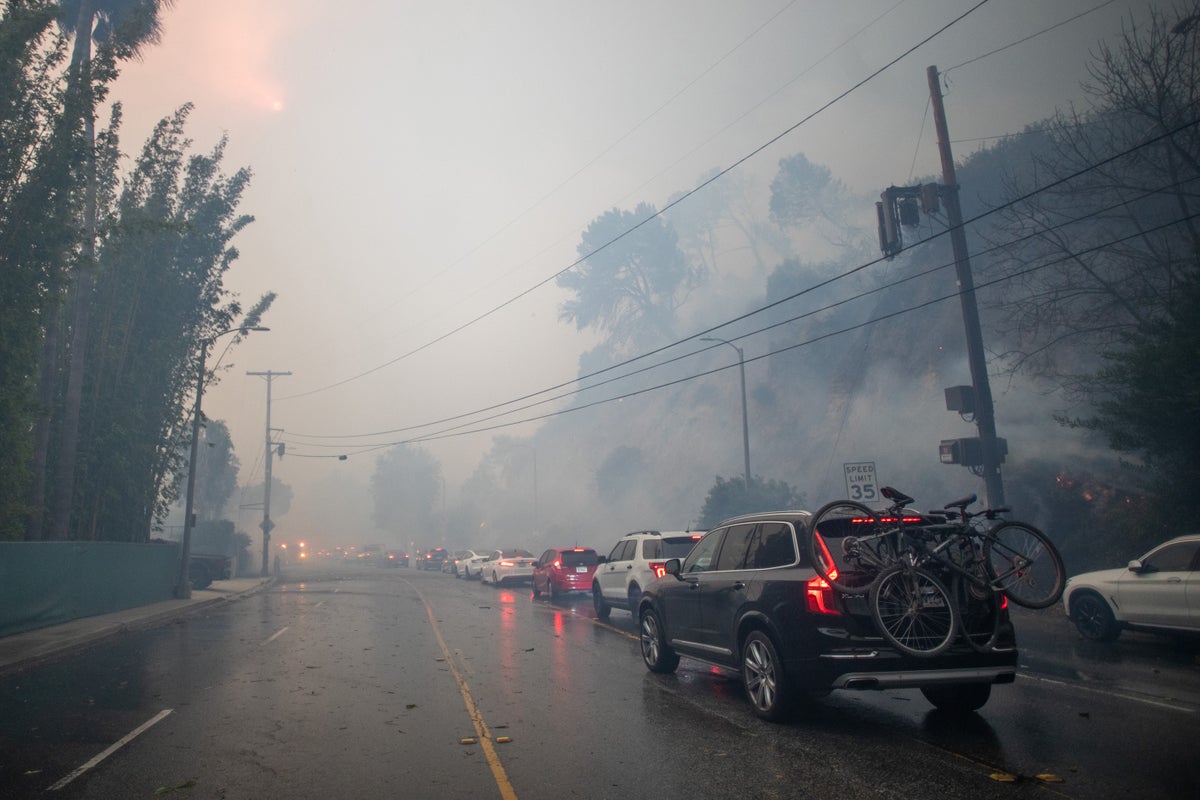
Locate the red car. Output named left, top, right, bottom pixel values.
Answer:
left=532, top=547, right=599, bottom=601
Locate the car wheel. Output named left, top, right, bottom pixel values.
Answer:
left=532, top=580, right=542, bottom=598
left=492, top=571, right=500, bottom=586
left=742, top=630, right=794, bottom=722
left=921, top=683, right=992, bottom=713
left=640, top=608, right=679, bottom=674
left=549, top=583, right=559, bottom=602
left=593, top=584, right=611, bottom=620
left=1070, top=591, right=1121, bottom=641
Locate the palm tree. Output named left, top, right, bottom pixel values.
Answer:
left=42, top=0, right=175, bottom=540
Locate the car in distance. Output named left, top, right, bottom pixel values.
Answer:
left=382, top=550, right=409, bottom=567
left=481, top=549, right=537, bottom=586
left=417, top=547, right=449, bottom=571
left=637, top=511, right=1018, bottom=721
left=460, top=551, right=490, bottom=580
left=1063, top=534, right=1200, bottom=642
left=450, top=550, right=485, bottom=578
left=532, top=547, right=599, bottom=600
left=593, top=530, right=703, bottom=619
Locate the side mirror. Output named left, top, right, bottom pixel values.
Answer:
left=1127, top=559, right=1148, bottom=573
left=596, top=556, right=608, bottom=565
left=665, top=558, right=682, bottom=579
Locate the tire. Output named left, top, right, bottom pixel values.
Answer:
left=808, top=500, right=891, bottom=593
left=531, top=580, right=542, bottom=598
left=984, top=521, right=1065, bottom=609
left=741, top=631, right=794, bottom=722
left=187, top=561, right=212, bottom=590
left=549, top=583, right=560, bottom=602
left=491, top=571, right=500, bottom=586
left=921, top=683, right=992, bottom=713
left=1070, top=591, right=1120, bottom=641
left=871, top=565, right=958, bottom=657
left=640, top=608, right=679, bottom=674
left=954, top=570, right=1002, bottom=653
left=593, top=584, right=611, bottom=620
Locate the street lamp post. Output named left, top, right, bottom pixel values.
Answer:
left=175, top=326, right=268, bottom=599
left=701, top=337, right=751, bottom=487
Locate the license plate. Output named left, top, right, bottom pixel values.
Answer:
left=576, top=566, right=588, bottom=573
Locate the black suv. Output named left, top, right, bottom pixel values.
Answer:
left=637, top=511, right=1017, bottom=721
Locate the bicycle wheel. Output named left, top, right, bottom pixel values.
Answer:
left=808, top=500, right=890, bottom=593
left=984, top=521, right=1065, bottom=609
left=953, top=571, right=1002, bottom=652
left=870, top=565, right=958, bottom=657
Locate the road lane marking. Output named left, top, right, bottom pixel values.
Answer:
left=1022, top=673, right=1197, bottom=714
left=406, top=581, right=518, bottom=800
left=263, top=626, right=290, bottom=644
left=47, top=708, right=173, bottom=791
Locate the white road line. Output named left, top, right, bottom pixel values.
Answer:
left=1023, top=673, right=1197, bottom=713
left=314, top=601, right=325, bottom=608
left=47, top=708, right=173, bottom=791
left=263, top=626, right=290, bottom=644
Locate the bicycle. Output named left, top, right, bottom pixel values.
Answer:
left=808, top=487, right=1065, bottom=657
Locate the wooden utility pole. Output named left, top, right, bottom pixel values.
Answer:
left=927, top=65, right=1005, bottom=506
left=248, top=370, right=291, bottom=576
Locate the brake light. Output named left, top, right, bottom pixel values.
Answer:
left=1000, top=594, right=1009, bottom=610
left=552, top=559, right=562, bottom=569
left=806, top=576, right=841, bottom=615
left=811, top=532, right=840, bottom=583
left=499, top=560, right=515, bottom=567
left=649, top=562, right=666, bottom=579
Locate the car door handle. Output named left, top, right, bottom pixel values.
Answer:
left=732, top=582, right=745, bottom=590
left=625, top=565, right=633, bottom=570
left=1168, top=577, right=1182, bottom=583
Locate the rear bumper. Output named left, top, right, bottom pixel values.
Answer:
left=831, top=665, right=1017, bottom=690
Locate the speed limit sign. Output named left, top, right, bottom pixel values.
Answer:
left=843, top=462, right=879, bottom=503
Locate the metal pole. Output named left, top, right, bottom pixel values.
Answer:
left=247, top=369, right=291, bottom=576
left=702, top=337, right=752, bottom=486
left=927, top=65, right=1005, bottom=506
left=175, top=339, right=207, bottom=599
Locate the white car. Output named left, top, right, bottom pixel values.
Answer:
left=450, top=549, right=484, bottom=578
left=460, top=551, right=490, bottom=580
left=1063, top=534, right=1200, bottom=641
left=593, top=530, right=704, bottom=618
left=480, top=549, right=536, bottom=586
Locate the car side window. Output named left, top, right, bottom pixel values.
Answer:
left=609, top=541, right=631, bottom=563
left=683, top=529, right=725, bottom=574
left=751, top=522, right=797, bottom=569
left=643, top=539, right=662, bottom=560
left=714, top=524, right=756, bottom=571
left=539, top=549, right=554, bottom=566
left=1142, top=542, right=1199, bottom=572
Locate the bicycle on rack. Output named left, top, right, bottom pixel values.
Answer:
left=807, top=487, right=1065, bottom=657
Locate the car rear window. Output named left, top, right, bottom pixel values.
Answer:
left=660, top=536, right=699, bottom=560
left=560, top=549, right=598, bottom=567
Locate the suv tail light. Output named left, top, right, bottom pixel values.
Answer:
left=649, top=562, right=667, bottom=579
left=806, top=576, right=841, bottom=615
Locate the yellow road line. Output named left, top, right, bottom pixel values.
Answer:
left=408, top=582, right=518, bottom=800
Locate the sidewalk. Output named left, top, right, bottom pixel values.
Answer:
left=0, top=576, right=274, bottom=677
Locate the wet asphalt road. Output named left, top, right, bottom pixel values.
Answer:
left=1, top=563, right=1197, bottom=799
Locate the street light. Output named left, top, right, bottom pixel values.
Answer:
left=175, top=325, right=269, bottom=599
left=701, top=337, right=751, bottom=487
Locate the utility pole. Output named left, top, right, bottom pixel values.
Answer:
left=926, top=65, right=1005, bottom=507
left=247, top=370, right=291, bottom=576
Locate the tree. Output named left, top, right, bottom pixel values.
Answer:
left=984, top=2, right=1200, bottom=392
left=1073, top=274, right=1200, bottom=518
left=769, top=152, right=867, bottom=252
left=370, top=445, right=442, bottom=543
left=48, top=0, right=176, bottom=540
left=558, top=203, right=698, bottom=353
left=698, top=475, right=803, bottom=529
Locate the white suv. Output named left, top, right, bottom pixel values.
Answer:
left=593, top=530, right=703, bottom=619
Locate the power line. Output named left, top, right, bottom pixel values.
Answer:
left=277, top=0, right=992, bottom=403
left=282, top=114, right=1199, bottom=448
left=943, top=0, right=1122, bottom=74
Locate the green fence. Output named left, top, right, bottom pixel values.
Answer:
left=0, top=541, right=179, bottom=638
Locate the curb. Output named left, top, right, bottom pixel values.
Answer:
left=0, top=577, right=277, bottom=679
